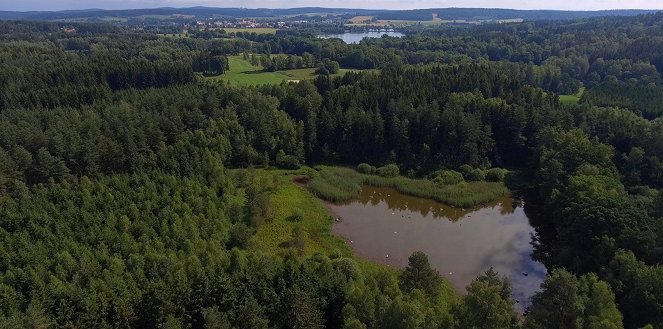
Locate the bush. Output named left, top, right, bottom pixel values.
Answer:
left=315, top=59, right=340, bottom=75
left=458, top=164, right=473, bottom=177
left=327, top=60, right=340, bottom=74
left=279, top=155, right=301, bottom=169
left=357, top=163, right=376, bottom=174
left=332, top=258, right=360, bottom=281
left=314, top=65, right=330, bottom=75
left=276, top=150, right=301, bottom=169
left=465, top=169, right=486, bottom=182
left=485, top=168, right=507, bottom=182
left=433, top=170, right=464, bottom=186
left=376, top=164, right=399, bottom=178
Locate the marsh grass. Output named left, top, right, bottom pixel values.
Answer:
left=309, top=166, right=508, bottom=207
left=242, top=168, right=352, bottom=258
left=231, top=168, right=459, bottom=306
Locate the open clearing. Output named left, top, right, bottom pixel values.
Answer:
left=208, top=55, right=366, bottom=86
left=349, top=16, right=375, bottom=24
left=559, top=87, right=585, bottom=105
left=222, top=27, right=278, bottom=34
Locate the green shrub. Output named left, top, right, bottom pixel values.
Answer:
left=465, top=168, right=486, bottom=182
left=458, top=164, right=473, bottom=177
left=315, top=59, right=340, bottom=75
left=376, top=164, right=399, bottom=177
left=332, top=258, right=360, bottom=280
left=485, top=168, right=507, bottom=182
left=276, top=150, right=301, bottom=169
left=314, top=65, right=329, bottom=75
left=357, top=163, right=376, bottom=174
left=433, top=170, right=464, bottom=186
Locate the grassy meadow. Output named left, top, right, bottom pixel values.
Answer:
left=210, top=55, right=362, bottom=86
left=347, top=14, right=444, bottom=27
left=244, top=168, right=352, bottom=258
left=559, top=87, right=585, bottom=105
left=308, top=166, right=509, bottom=208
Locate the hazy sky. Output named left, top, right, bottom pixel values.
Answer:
left=3, top=0, right=663, bottom=12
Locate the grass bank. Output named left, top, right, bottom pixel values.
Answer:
left=231, top=168, right=351, bottom=258
left=232, top=167, right=458, bottom=306
left=308, top=166, right=508, bottom=208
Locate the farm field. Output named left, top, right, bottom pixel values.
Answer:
left=347, top=14, right=444, bottom=27
left=222, top=27, right=278, bottom=34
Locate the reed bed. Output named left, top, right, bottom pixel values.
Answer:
left=308, top=166, right=508, bottom=207
left=307, top=168, right=362, bottom=202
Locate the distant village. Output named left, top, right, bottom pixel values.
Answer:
left=189, top=18, right=316, bottom=30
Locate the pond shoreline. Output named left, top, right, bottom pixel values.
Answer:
left=326, top=185, right=547, bottom=312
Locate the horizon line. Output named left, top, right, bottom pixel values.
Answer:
left=3, top=6, right=663, bottom=13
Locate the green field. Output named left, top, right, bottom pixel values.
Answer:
left=347, top=14, right=445, bottom=27
left=211, top=56, right=364, bottom=86
left=559, top=87, right=585, bottom=105
left=223, top=27, right=278, bottom=34
left=347, top=20, right=444, bottom=27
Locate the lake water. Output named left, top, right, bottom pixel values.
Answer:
left=329, top=186, right=546, bottom=310
left=317, top=32, right=405, bottom=44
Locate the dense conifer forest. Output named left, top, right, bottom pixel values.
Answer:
left=1, top=11, right=663, bottom=329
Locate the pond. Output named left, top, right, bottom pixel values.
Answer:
left=317, top=31, right=405, bottom=44
left=329, top=186, right=546, bottom=310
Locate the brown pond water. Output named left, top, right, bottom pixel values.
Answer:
left=329, top=186, right=546, bottom=309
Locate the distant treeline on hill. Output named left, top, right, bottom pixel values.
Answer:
left=0, top=7, right=660, bottom=22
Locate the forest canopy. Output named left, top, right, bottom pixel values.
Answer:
left=0, top=12, right=663, bottom=329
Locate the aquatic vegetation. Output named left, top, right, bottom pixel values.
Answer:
left=308, top=166, right=508, bottom=207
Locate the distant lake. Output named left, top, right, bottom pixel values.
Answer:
left=329, top=186, right=546, bottom=311
left=317, top=31, right=405, bottom=44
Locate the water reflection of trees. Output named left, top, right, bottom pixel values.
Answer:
left=523, top=195, right=557, bottom=269
left=353, top=186, right=515, bottom=222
